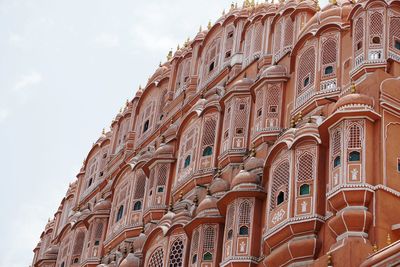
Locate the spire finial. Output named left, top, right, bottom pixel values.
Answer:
left=199, top=25, right=202, bottom=32
left=373, top=243, right=378, bottom=252
left=350, top=82, right=356, bottom=93
left=207, top=20, right=212, bottom=30
left=102, top=128, right=105, bottom=135
left=222, top=9, right=226, bottom=15
left=230, top=2, right=235, bottom=10
left=387, top=233, right=392, bottom=245
left=327, top=253, right=332, bottom=266
left=167, top=49, right=173, bottom=61
left=177, top=44, right=180, bottom=50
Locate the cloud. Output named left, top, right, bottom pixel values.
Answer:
left=14, top=72, right=43, bottom=92
left=94, top=33, right=120, bottom=47
left=8, top=33, right=25, bottom=47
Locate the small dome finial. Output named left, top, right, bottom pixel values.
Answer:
left=102, top=128, right=105, bottom=135
left=373, top=243, right=378, bottom=252
left=387, top=233, right=392, bottom=245
left=351, top=82, right=356, bottom=94
left=199, top=25, right=202, bottom=32
left=327, top=252, right=333, bottom=266
left=207, top=20, right=212, bottom=30
left=167, top=49, right=173, bottom=61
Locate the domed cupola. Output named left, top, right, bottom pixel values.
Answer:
left=209, top=170, right=229, bottom=197
left=196, top=190, right=220, bottom=217
left=133, top=229, right=147, bottom=253
left=231, top=77, right=254, bottom=88
left=153, top=139, right=174, bottom=158
left=231, top=166, right=259, bottom=190
left=333, top=83, right=374, bottom=112
left=119, top=252, right=140, bottom=267
left=93, top=198, right=111, bottom=212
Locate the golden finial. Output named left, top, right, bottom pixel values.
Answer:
left=231, top=2, right=235, bottom=10
left=206, top=186, right=211, bottom=195
left=330, top=0, right=337, bottom=4
left=215, top=168, right=222, bottom=178
left=167, top=49, right=173, bottom=61
left=308, top=116, right=312, bottom=123
left=327, top=253, right=332, bottom=266
left=297, top=111, right=303, bottom=122
left=350, top=82, right=356, bottom=93
left=179, top=191, right=184, bottom=201
left=160, top=135, right=166, bottom=143
left=126, top=99, right=129, bottom=106
left=207, top=21, right=212, bottom=30
left=249, top=143, right=256, bottom=157
left=177, top=44, right=180, bottom=50
left=291, top=118, right=296, bottom=128
left=235, top=2, right=238, bottom=8
left=102, top=128, right=105, bottom=135
left=199, top=25, right=202, bottom=32
left=193, top=194, right=199, bottom=205
left=169, top=200, right=174, bottom=211
left=373, top=243, right=378, bottom=252
left=251, top=0, right=256, bottom=6
left=159, top=61, right=162, bottom=67
left=222, top=9, right=226, bottom=15
left=316, top=0, right=321, bottom=10
left=119, top=107, right=123, bottom=113
left=387, top=233, right=392, bottom=245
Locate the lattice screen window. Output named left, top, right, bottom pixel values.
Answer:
left=266, top=84, right=281, bottom=128
left=224, top=25, right=235, bottom=61
left=133, top=170, right=146, bottom=210
left=203, top=38, right=221, bottom=79
left=253, top=21, right=263, bottom=54
left=175, top=63, right=183, bottom=89
left=203, top=225, right=216, bottom=261
left=369, top=11, right=383, bottom=46
left=94, top=222, right=103, bottom=245
left=296, top=46, right=316, bottom=95
left=191, top=229, right=200, bottom=264
left=283, top=17, right=294, bottom=48
left=297, top=152, right=315, bottom=182
left=389, top=16, right=400, bottom=51
left=225, top=204, right=235, bottom=240
left=72, top=230, right=85, bottom=263
left=149, top=247, right=164, bottom=267
left=270, top=160, right=290, bottom=210
left=169, top=237, right=184, bottom=267
left=347, top=123, right=362, bottom=149
left=201, top=116, right=217, bottom=157
left=321, top=37, right=338, bottom=78
left=354, top=17, right=365, bottom=55
left=273, top=18, right=283, bottom=59
left=244, top=27, right=253, bottom=61
left=331, top=128, right=342, bottom=168
left=238, top=200, right=252, bottom=236
left=234, top=98, right=249, bottom=137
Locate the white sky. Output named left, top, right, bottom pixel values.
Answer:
left=0, top=1, right=328, bottom=266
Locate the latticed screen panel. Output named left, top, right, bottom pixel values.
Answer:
left=234, top=97, right=249, bottom=136
left=169, top=237, right=184, bottom=267
left=322, top=38, right=337, bottom=66
left=370, top=11, right=383, bottom=38
left=297, top=152, right=315, bottom=182
left=332, top=129, right=342, bottom=156
left=296, top=46, right=316, bottom=94
left=225, top=203, right=235, bottom=234
left=203, top=225, right=216, bottom=252
left=283, top=16, right=294, bottom=47
left=347, top=123, right=363, bottom=149
left=270, top=160, right=290, bottom=210
left=94, top=222, right=103, bottom=239
left=134, top=170, right=146, bottom=199
left=149, top=247, right=164, bottom=267
left=389, top=16, right=400, bottom=49
left=253, top=22, right=263, bottom=53
left=157, top=164, right=168, bottom=186
left=191, top=229, right=200, bottom=253
left=273, top=19, right=283, bottom=57
left=238, top=200, right=252, bottom=225
left=202, top=116, right=217, bottom=147
left=224, top=25, right=235, bottom=59
left=354, top=17, right=364, bottom=54
left=266, top=84, right=281, bottom=118
left=244, top=28, right=252, bottom=60
left=72, top=231, right=85, bottom=255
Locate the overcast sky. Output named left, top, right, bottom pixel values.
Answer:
left=0, top=1, right=328, bottom=266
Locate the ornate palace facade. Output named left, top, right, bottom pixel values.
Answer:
left=32, top=0, right=400, bottom=266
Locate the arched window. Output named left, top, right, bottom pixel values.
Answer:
left=227, top=229, right=233, bottom=240
left=349, top=151, right=360, bottom=162
left=239, top=226, right=249, bottom=236
left=299, top=184, right=310, bottom=196
left=297, top=46, right=316, bottom=95
left=277, top=191, right=285, bottom=205
left=192, top=254, right=197, bottom=264
left=334, top=156, right=341, bottom=168
left=149, top=247, right=164, bottom=267
left=88, top=178, right=93, bottom=188
left=116, top=205, right=124, bottom=222
left=133, top=201, right=142, bottom=211
left=203, top=252, right=213, bottom=261
left=354, top=17, right=364, bottom=54
left=184, top=155, right=191, bottom=168
left=202, top=146, right=213, bottom=156
left=168, top=237, right=184, bottom=267
left=324, top=66, right=334, bottom=75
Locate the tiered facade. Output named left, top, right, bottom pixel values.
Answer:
left=32, top=0, right=400, bottom=266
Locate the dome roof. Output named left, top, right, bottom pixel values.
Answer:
left=231, top=169, right=259, bottom=189
left=261, top=65, right=287, bottom=78
left=120, top=253, right=140, bottom=267
left=334, top=91, right=374, bottom=111
left=244, top=156, right=264, bottom=171
left=196, top=194, right=219, bottom=216
left=154, top=143, right=174, bottom=157
left=162, top=210, right=176, bottom=221
left=232, top=77, right=254, bottom=87
left=209, top=177, right=229, bottom=195
left=93, top=198, right=111, bottom=212
left=134, top=232, right=146, bottom=252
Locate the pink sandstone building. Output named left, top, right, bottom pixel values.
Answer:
left=32, top=0, right=400, bottom=266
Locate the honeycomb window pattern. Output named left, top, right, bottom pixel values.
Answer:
left=169, top=238, right=184, bottom=267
